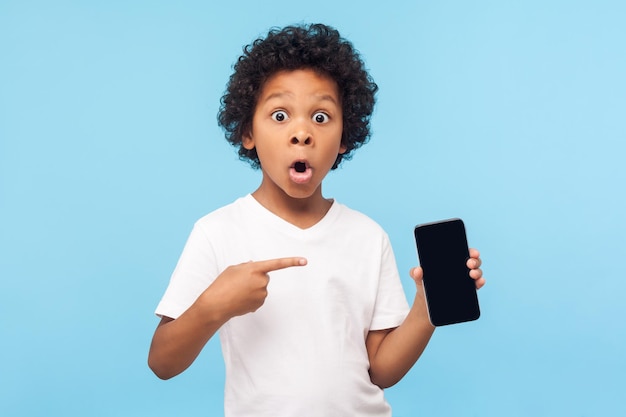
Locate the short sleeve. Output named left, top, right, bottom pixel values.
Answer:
left=154, top=222, right=221, bottom=319
left=369, top=233, right=410, bottom=330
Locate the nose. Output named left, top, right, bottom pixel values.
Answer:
left=290, top=135, right=312, bottom=145
left=290, top=121, right=313, bottom=145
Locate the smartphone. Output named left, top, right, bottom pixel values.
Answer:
left=414, top=218, right=480, bottom=326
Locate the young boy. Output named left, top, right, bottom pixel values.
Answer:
left=149, top=23, right=485, bottom=416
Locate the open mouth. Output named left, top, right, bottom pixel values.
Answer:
left=294, top=161, right=307, bottom=173
left=289, top=160, right=312, bottom=184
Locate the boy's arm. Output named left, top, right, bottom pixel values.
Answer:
left=365, top=288, right=434, bottom=388
left=148, top=302, right=226, bottom=380
left=366, top=249, right=485, bottom=388
left=148, top=257, right=307, bottom=380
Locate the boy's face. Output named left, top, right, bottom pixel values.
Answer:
left=243, top=69, right=345, bottom=200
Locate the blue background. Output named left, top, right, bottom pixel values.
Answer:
left=1, top=1, right=625, bottom=416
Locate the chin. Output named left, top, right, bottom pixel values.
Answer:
left=283, top=184, right=320, bottom=200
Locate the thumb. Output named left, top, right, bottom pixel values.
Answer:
left=410, top=266, right=423, bottom=283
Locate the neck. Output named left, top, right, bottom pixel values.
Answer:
left=251, top=179, right=332, bottom=229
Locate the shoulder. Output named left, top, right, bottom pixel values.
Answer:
left=332, top=201, right=389, bottom=240
left=334, top=201, right=384, bottom=228
left=178, top=196, right=253, bottom=249
left=194, top=195, right=250, bottom=230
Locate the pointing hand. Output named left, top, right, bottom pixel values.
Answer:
left=199, top=257, right=308, bottom=319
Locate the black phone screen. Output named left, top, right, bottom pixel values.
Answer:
left=414, top=218, right=480, bottom=326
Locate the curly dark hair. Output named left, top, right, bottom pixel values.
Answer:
left=217, top=23, right=378, bottom=170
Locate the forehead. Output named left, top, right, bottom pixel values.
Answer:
left=258, top=68, right=340, bottom=104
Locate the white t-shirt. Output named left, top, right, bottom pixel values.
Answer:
left=156, top=195, right=410, bottom=417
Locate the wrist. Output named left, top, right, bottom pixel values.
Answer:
left=410, top=291, right=434, bottom=329
left=190, top=290, right=232, bottom=328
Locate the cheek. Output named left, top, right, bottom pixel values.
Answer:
left=335, top=128, right=347, bottom=154
left=254, top=143, right=281, bottom=168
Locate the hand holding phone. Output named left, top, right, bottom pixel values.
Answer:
left=414, top=218, right=480, bottom=326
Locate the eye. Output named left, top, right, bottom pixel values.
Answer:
left=313, top=112, right=330, bottom=124
left=271, top=111, right=288, bottom=122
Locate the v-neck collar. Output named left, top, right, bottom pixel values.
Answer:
left=243, top=194, right=341, bottom=237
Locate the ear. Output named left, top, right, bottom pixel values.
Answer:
left=338, top=142, right=347, bottom=154
left=242, top=131, right=255, bottom=150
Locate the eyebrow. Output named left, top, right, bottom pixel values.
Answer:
left=262, top=92, right=339, bottom=105
left=316, top=94, right=339, bottom=105
left=262, top=92, right=292, bottom=103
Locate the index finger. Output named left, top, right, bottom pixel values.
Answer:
left=253, top=257, right=308, bottom=273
